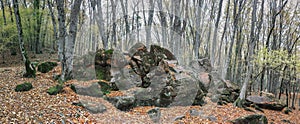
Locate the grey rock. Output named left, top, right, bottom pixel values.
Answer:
left=106, top=95, right=135, bottom=111
left=82, top=101, right=107, bottom=114
left=75, top=83, right=103, bottom=98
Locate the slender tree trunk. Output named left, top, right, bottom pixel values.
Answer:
left=34, top=0, right=42, bottom=54
left=219, top=0, right=230, bottom=80
left=55, top=0, right=66, bottom=80
left=64, top=0, right=83, bottom=80
left=47, top=0, right=57, bottom=50
left=211, top=0, right=223, bottom=66
left=120, top=0, right=129, bottom=50
left=194, top=0, right=203, bottom=59
left=7, top=0, right=14, bottom=22
left=235, top=0, right=257, bottom=107
left=95, top=0, right=108, bottom=49
left=12, top=0, right=36, bottom=78
left=0, top=0, right=7, bottom=25
left=157, top=0, right=167, bottom=47
left=110, top=0, right=116, bottom=48
left=226, top=0, right=238, bottom=80
left=145, top=0, right=154, bottom=47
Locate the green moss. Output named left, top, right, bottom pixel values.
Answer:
left=104, top=49, right=114, bottom=54
left=15, top=82, right=33, bottom=92
left=47, top=84, right=63, bottom=95
left=98, top=81, right=111, bottom=95
left=37, top=61, right=58, bottom=73
left=96, top=69, right=105, bottom=80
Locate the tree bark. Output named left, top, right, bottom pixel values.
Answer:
left=64, top=0, right=83, bottom=81
left=12, top=0, right=36, bottom=78
left=55, top=0, right=67, bottom=80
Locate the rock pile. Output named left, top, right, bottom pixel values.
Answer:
left=75, top=43, right=240, bottom=111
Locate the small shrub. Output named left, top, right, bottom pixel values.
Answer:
left=47, top=85, right=63, bottom=95
left=37, top=61, right=58, bottom=73
left=15, top=82, right=33, bottom=92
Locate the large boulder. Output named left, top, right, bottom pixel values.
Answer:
left=246, top=95, right=286, bottom=111
left=75, top=83, right=104, bottom=97
left=231, top=114, right=268, bottom=124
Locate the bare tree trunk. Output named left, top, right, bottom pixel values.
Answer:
left=95, top=0, right=108, bottom=49
left=235, top=0, right=257, bottom=107
left=219, top=0, right=230, bottom=80
left=211, top=0, right=223, bottom=66
left=194, top=0, right=203, bottom=59
left=145, top=0, right=154, bottom=47
left=110, top=0, right=117, bottom=48
left=0, top=0, right=6, bottom=25
left=120, top=0, right=129, bottom=50
left=55, top=0, right=66, bottom=80
left=64, top=0, right=83, bottom=80
left=47, top=0, right=57, bottom=50
left=6, top=0, right=14, bottom=22
left=12, top=0, right=36, bottom=78
left=226, top=0, right=238, bottom=80
left=157, top=0, right=167, bottom=47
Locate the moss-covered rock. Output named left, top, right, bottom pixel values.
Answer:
left=37, top=61, right=58, bottom=73
left=47, top=85, right=63, bottom=95
left=15, top=82, right=33, bottom=92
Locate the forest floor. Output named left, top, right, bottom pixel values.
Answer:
left=0, top=53, right=299, bottom=123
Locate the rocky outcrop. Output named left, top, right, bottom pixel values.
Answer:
left=107, top=43, right=207, bottom=108
left=74, top=43, right=240, bottom=111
